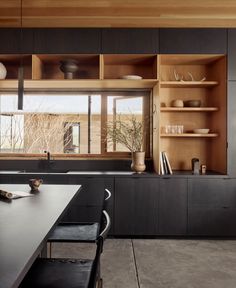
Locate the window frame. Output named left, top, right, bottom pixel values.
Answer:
left=0, top=90, right=151, bottom=159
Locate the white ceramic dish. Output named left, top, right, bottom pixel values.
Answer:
left=193, top=128, right=210, bottom=134
left=121, top=75, right=143, bottom=80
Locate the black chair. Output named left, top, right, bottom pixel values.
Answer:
left=48, top=188, right=111, bottom=257
left=19, top=210, right=111, bottom=288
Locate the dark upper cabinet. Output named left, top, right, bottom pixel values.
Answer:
left=159, top=178, right=187, bottom=235
left=228, top=29, right=236, bottom=80
left=34, top=28, right=102, bottom=54
left=0, top=28, right=34, bottom=54
left=114, top=177, right=159, bottom=236
left=160, top=28, right=227, bottom=54
left=188, top=178, right=236, bottom=236
left=102, top=28, right=159, bottom=54
left=228, top=82, right=236, bottom=177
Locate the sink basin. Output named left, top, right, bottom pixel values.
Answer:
left=18, top=170, right=69, bottom=174
left=67, top=171, right=135, bottom=175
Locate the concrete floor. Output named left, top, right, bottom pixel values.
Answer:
left=52, top=239, right=236, bottom=288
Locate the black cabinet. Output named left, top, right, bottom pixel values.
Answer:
left=160, top=28, right=227, bottom=54
left=228, top=29, right=236, bottom=80
left=114, top=177, right=159, bottom=236
left=62, top=177, right=113, bottom=223
left=159, top=178, right=187, bottom=235
left=34, top=28, right=101, bottom=54
left=188, top=178, right=236, bottom=236
left=0, top=28, right=34, bottom=54
left=102, top=28, right=159, bottom=54
left=228, top=82, right=236, bottom=177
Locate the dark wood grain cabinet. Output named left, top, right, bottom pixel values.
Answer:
left=114, top=177, right=159, bottom=236
left=228, top=29, right=236, bottom=81
left=188, top=178, right=236, bottom=236
left=34, top=28, right=102, bottom=54
left=160, top=28, right=227, bottom=54
left=62, top=177, right=113, bottom=224
left=228, top=82, right=236, bottom=177
left=159, top=178, right=187, bottom=235
left=0, top=28, right=34, bottom=54
left=102, top=28, right=159, bottom=54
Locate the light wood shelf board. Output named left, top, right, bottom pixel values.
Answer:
left=160, top=133, right=218, bottom=138
left=160, top=81, right=218, bottom=88
left=160, top=107, right=219, bottom=112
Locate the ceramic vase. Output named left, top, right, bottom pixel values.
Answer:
left=60, top=59, right=79, bottom=79
left=0, top=62, right=7, bottom=79
left=131, top=151, right=146, bottom=173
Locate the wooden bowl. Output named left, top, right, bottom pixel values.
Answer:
left=184, top=100, right=201, bottom=107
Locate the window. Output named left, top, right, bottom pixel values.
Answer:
left=0, top=91, right=150, bottom=157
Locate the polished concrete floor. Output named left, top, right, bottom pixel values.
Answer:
left=52, top=239, right=236, bottom=288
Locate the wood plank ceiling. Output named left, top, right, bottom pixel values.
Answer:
left=1, top=0, right=236, bottom=28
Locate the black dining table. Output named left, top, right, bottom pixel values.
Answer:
left=0, top=184, right=81, bottom=288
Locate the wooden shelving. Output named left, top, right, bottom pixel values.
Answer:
left=157, top=54, right=227, bottom=174
left=160, top=81, right=218, bottom=88
left=160, top=133, right=218, bottom=138
left=160, top=107, right=219, bottom=112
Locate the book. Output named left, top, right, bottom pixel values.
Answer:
left=162, top=152, right=168, bottom=174
left=163, top=151, right=173, bottom=175
left=160, top=151, right=164, bottom=175
left=0, top=190, right=34, bottom=200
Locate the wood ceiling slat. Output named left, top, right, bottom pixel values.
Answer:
left=22, top=17, right=236, bottom=28
left=22, top=7, right=236, bottom=17
left=1, top=0, right=236, bottom=27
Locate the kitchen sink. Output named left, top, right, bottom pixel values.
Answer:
left=18, top=170, right=69, bottom=174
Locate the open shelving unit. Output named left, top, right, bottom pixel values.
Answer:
left=0, top=54, right=158, bottom=90
left=0, top=53, right=227, bottom=175
left=156, top=54, right=227, bottom=174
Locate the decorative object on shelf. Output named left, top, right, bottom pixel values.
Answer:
left=174, top=70, right=206, bottom=82
left=164, top=125, right=184, bottom=134
left=131, top=151, right=146, bottom=173
left=191, top=158, right=200, bottom=175
left=29, top=178, right=43, bottom=191
left=121, top=75, right=143, bottom=80
left=0, top=62, right=7, bottom=79
left=60, top=59, right=79, bottom=79
left=106, top=114, right=146, bottom=173
left=171, top=99, right=184, bottom=107
left=201, top=164, right=207, bottom=174
left=184, top=100, right=201, bottom=107
left=193, top=128, right=210, bottom=134
left=174, top=69, right=183, bottom=81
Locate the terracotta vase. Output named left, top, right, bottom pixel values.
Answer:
left=131, top=151, right=146, bottom=173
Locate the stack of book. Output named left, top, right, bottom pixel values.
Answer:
left=160, top=151, right=173, bottom=175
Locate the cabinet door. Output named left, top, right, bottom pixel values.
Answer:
left=228, top=82, right=236, bottom=177
left=114, top=177, right=159, bottom=236
left=188, top=178, right=236, bottom=236
left=228, top=29, right=236, bottom=80
left=62, top=177, right=113, bottom=222
left=102, top=28, right=159, bottom=54
left=0, top=28, right=34, bottom=54
left=159, top=178, right=187, bottom=235
left=34, top=28, right=101, bottom=54
left=160, top=28, right=227, bottom=54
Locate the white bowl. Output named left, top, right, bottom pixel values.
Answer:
left=121, top=75, right=143, bottom=80
left=193, top=128, right=210, bottom=134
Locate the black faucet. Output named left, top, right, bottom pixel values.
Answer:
left=44, top=150, right=53, bottom=170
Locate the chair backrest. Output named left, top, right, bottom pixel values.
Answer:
left=103, top=188, right=112, bottom=211
left=88, top=210, right=111, bottom=287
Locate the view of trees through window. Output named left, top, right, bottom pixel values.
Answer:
left=0, top=91, right=150, bottom=156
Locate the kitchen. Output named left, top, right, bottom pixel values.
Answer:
left=1, top=1, right=236, bottom=287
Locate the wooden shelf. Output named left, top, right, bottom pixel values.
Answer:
left=0, top=79, right=158, bottom=91
left=160, top=133, right=218, bottom=138
left=160, top=81, right=219, bottom=88
left=160, top=107, right=219, bottom=112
